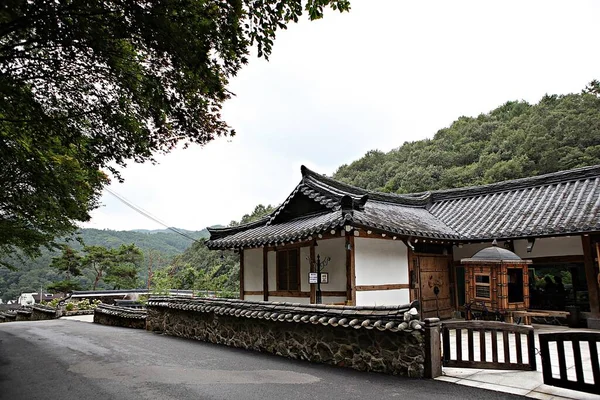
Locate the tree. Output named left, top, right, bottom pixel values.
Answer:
left=0, top=0, right=350, bottom=266
left=82, top=245, right=114, bottom=291
left=229, top=204, right=275, bottom=226
left=104, top=244, right=143, bottom=289
left=47, top=245, right=84, bottom=293
left=50, top=245, right=82, bottom=280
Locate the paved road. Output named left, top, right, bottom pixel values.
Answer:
left=0, top=320, right=523, bottom=400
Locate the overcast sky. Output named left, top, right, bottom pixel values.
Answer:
left=83, top=0, right=600, bottom=232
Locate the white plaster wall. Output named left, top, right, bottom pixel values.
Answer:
left=300, top=247, right=311, bottom=292
left=354, top=238, right=409, bottom=285
left=315, top=237, right=347, bottom=291
left=243, top=248, right=263, bottom=291
left=513, top=236, right=583, bottom=258
left=453, top=236, right=583, bottom=261
left=453, top=242, right=501, bottom=261
left=269, top=297, right=310, bottom=304
left=321, top=296, right=347, bottom=304
left=244, top=295, right=263, bottom=302
left=356, top=289, right=410, bottom=306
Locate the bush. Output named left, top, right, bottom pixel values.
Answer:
left=65, top=303, right=75, bottom=311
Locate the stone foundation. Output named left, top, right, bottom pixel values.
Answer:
left=31, top=305, right=57, bottom=320
left=147, top=297, right=427, bottom=377
left=93, top=304, right=147, bottom=329
left=15, top=309, right=32, bottom=321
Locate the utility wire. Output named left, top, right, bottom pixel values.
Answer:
left=104, top=187, right=200, bottom=243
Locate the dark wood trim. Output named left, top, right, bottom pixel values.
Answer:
left=582, top=235, right=600, bottom=316
left=266, top=241, right=310, bottom=252
left=268, top=291, right=310, bottom=298
left=350, top=236, right=356, bottom=305
left=321, top=291, right=347, bottom=297
left=263, top=247, right=269, bottom=302
left=310, top=241, right=316, bottom=304
left=529, top=255, right=585, bottom=264
left=275, top=247, right=301, bottom=292
left=243, top=291, right=264, bottom=296
left=239, top=250, right=244, bottom=300
left=355, top=283, right=410, bottom=291
left=411, top=252, right=449, bottom=257
left=345, top=236, right=351, bottom=303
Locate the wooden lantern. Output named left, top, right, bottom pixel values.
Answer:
left=462, top=244, right=531, bottom=318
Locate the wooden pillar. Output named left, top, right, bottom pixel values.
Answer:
left=263, top=247, right=269, bottom=302
left=310, top=242, right=316, bottom=304
left=582, top=235, right=600, bottom=316
left=346, top=235, right=356, bottom=306
left=239, top=250, right=244, bottom=300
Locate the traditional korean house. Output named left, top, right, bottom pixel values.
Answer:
left=207, top=165, right=600, bottom=322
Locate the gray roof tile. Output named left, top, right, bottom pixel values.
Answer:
left=208, top=165, right=600, bottom=248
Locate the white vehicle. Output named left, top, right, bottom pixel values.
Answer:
left=17, top=293, right=36, bottom=306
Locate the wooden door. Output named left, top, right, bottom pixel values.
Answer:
left=419, top=255, right=453, bottom=319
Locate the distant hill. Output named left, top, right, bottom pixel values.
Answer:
left=79, top=228, right=209, bottom=256
left=0, top=227, right=209, bottom=301
left=334, top=89, right=600, bottom=193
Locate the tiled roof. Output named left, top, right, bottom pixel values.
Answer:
left=32, top=304, right=56, bottom=314
left=429, top=166, right=600, bottom=239
left=94, top=304, right=148, bottom=320
left=148, top=296, right=423, bottom=331
left=207, top=164, right=600, bottom=248
left=208, top=211, right=348, bottom=249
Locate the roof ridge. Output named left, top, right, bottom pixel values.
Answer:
left=301, top=165, right=431, bottom=206
left=429, top=164, right=600, bottom=201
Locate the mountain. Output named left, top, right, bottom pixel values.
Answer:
left=0, top=228, right=208, bottom=301
left=334, top=89, right=600, bottom=193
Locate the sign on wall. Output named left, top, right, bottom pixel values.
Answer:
left=308, top=272, right=329, bottom=284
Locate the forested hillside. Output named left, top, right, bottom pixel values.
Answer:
left=2, top=85, right=598, bottom=301
left=0, top=228, right=207, bottom=301
left=334, top=88, right=600, bottom=193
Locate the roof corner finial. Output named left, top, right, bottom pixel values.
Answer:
left=492, top=239, right=498, bottom=247
left=300, top=165, right=309, bottom=177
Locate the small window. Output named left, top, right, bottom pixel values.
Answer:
left=475, top=274, right=491, bottom=299
left=277, top=249, right=299, bottom=291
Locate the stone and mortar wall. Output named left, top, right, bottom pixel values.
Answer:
left=15, top=309, right=32, bottom=321
left=31, top=305, right=57, bottom=320
left=147, top=297, right=427, bottom=377
left=93, top=304, right=147, bottom=329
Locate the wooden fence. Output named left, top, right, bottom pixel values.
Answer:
left=442, top=320, right=536, bottom=371
left=539, top=331, right=600, bottom=395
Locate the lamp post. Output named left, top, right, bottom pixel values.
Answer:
left=314, top=254, right=330, bottom=304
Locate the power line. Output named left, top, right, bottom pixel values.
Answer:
left=104, top=187, right=200, bottom=243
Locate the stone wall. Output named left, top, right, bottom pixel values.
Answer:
left=15, top=309, right=32, bottom=321
left=31, top=305, right=57, bottom=320
left=147, top=297, right=429, bottom=378
left=93, top=304, right=147, bottom=329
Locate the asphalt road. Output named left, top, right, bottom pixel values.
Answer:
left=0, top=319, right=524, bottom=400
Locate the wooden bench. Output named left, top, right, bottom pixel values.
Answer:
left=508, top=310, right=570, bottom=325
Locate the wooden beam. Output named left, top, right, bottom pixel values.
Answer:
left=239, top=250, right=244, bottom=300
left=355, top=283, right=410, bottom=291
left=268, top=291, right=310, bottom=298
left=321, top=291, right=348, bottom=297
left=349, top=236, right=356, bottom=305
left=263, top=247, right=269, bottom=302
left=345, top=236, right=351, bottom=303
left=582, top=235, right=600, bottom=316
left=310, top=241, right=316, bottom=304
left=243, top=291, right=264, bottom=296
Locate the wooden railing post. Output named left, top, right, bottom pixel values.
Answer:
left=424, top=317, right=442, bottom=378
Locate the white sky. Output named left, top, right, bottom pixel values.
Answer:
left=83, top=0, right=600, bottom=232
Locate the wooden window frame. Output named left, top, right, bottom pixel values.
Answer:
left=474, top=273, right=491, bottom=300
left=276, top=248, right=301, bottom=292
